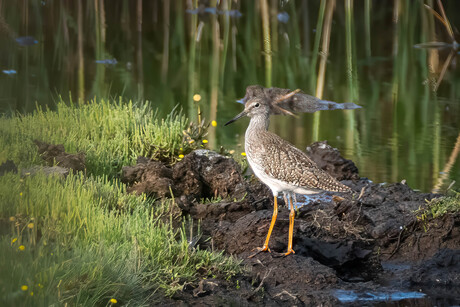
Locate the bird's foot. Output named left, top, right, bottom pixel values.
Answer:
left=248, top=245, right=270, bottom=258
left=272, top=249, right=295, bottom=258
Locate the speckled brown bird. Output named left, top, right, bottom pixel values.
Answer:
left=225, top=90, right=351, bottom=257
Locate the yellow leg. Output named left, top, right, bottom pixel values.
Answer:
left=285, top=194, right=295, bottom=256
left=249, top=196, right=278, bottom=258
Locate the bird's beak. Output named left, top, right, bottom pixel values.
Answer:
left=224, top=110, right=247, bottom=126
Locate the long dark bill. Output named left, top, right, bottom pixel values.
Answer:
left=224, top=110, right=247, bottom=126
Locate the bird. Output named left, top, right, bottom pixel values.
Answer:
left=225, top=89, right=352, bottom=257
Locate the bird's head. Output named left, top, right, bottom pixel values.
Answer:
left=225, top=97, right=272, bottom=126
left=225, top=90, right=297, bottom=126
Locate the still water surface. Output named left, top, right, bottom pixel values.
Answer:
left=1, top=1, right=459, bottom=192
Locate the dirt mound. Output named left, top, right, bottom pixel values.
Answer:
left=121, top=149, right=248, bottom=200
left=306, top=141, right=360, bottom=180
left=161, top=146, right=459, bottom=305
left=34, top=140, right=85, bottom=172
left=0, top=160, right=18, bottom=175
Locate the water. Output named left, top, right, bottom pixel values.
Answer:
left=0, top=1, right=459, bottom=192
left=334, top=289, right=427, bottom=304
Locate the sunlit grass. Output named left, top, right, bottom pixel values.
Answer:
left=0, top=172, right=241, bottom=306
left=0, top=97, right=200, bottom=178
left=0, top=100, right=241, bottom=305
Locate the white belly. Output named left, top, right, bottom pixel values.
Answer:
left=247, top=154, right=321, bottom=197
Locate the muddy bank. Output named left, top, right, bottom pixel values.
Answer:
left=120, top=143, right=460, bottom=306
left=8, top=141, right=459, bottom=305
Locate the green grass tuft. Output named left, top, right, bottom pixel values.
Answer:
left=0, top=172, right=241, bottom=306
left=0, top=99, right=241, bottom=305
left=427, top=190, right=460, bottom=218
left=0, top=98, right=203, bottom=178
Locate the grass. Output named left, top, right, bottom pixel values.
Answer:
left=0, top=100, right=242, bottom=306
left=416, top=190, right=460, bottom=231
left=426, top=190, right=460, bottom=218
left=0, top=97, right=205, bottom=178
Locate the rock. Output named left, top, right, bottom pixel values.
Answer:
left=34, top=140, right=85, bottom=172
left=306, top=141, right=360, bottom=180
left=21, top=166, right=69, bottom=178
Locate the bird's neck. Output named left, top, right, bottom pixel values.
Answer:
left=247, top=113, right=270, bottom=134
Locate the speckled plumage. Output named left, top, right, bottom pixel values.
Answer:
left=236, top=97, right=351, bottom=197
left=246, top=127, right=350, bottom=194
left=225, top=93, right=352, bottom=256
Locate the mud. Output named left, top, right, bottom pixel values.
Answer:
left=306, top=140, right=360, bottom=181
left=0, top=159, right=18, bottom=175
left=121, top=149, right=248, bottom=200
left=152, top=145, right=459, bottom=306
left=34, top=140, right=86, bottom=172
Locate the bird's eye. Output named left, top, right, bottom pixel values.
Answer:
left=254, top=103, right=260, bottom=108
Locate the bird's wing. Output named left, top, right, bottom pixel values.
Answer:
left=255, top=132, right=350, bottom=192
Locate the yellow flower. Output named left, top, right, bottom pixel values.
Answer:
left=241, top=152, right=246, bottom=157
left=193, top=94, right=201, bottom=102
left=30, top=291, right=34, bottom=296
left=20, top=192, right=23, bottom=196
left=21, top=285, right=28, bottom=291
left=9, top=216, right=15, bottom=222
left=11, top=237, right=18, bottom=244
left=19, top=245, right=25, bottom=251
left=110, top=298, right=118, bottom=304
left=28, top=223, right=34, bottom=229
left=189, top=140, right=195, bottom=144
left=202, top=140, right=208, bottom=144
left=178, top=154, right=184, bottom=159
left=211, top=120, right=217, bottom=127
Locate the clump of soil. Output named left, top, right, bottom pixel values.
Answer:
left=121, top=149, right=248, bottom=200
left=34, top=140, right=86, bottom=172
left=306, top=140, right=360, bottom=180
left=0, top=160, right=18, bottom=175
left=24, top=140, right=460, bottom=305
left=151, top=143, right=459, bottom=306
